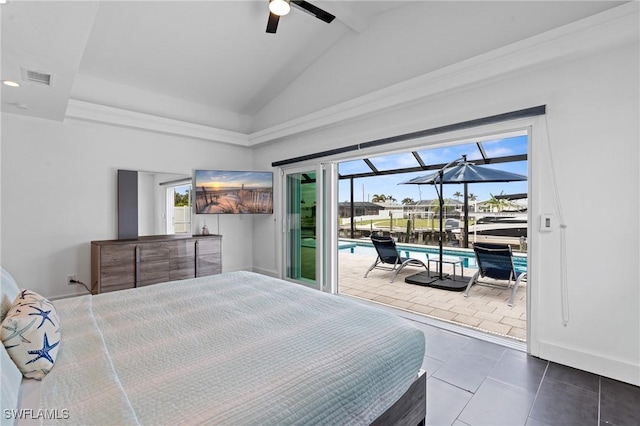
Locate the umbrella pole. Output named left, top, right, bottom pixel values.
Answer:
left=439, top=171, right=444, bottom=280
left=435, top=155, right=464, bottom=281
left=463, top=183, right=469, bottom=248
left=350, top=177, right=355, bottom=239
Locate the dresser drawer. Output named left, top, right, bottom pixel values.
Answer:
left=195, top=238, right=221, bottom=256
left=139, top=260, right=170, bottom=284
left=100, top=280, right=136, bottom=293
left=170, top=257, right=195, bottom=278
left=168, top=240, right=196, bottom=258
left=139, top=242, right=169, bottom=261
left=100, top=264, right=135, bottom=289
left=197, top=259, right=222, bottom=277
left=100, top=244, right=137, bottom=266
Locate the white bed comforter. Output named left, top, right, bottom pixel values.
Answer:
left=39, top=271, right=425, bottom=425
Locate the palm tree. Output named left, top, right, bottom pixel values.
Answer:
left=371, top=194, right=387, bottom=203
left=486, top=192, right=508, bottom=213
left=429, top=198, right=450, bottom=229
left=452, top=191, right=464, bottom=218
left=386, top=194, right=397, bottom=203
left=401, top=197, right=415, bottom=205
left=468, top=193, right=478, bottom=212
left=429, top=199, right=439, bottom=230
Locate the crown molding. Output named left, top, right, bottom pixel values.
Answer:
left=65, top=99, right=250, bottom=146
left=62, top=3, right=638, bottom=149
left=248, top=2, right=639, bottom=146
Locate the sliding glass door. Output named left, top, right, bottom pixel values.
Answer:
left=285, top=166, right=320, bottom=288
left=283, top=163, right=337, bottom=292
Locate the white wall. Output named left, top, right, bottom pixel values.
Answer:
left=252, top=1, right=624, bottom=131
left=1, top=115, right=255, bottom=299
left=252, top=42, right=639, bottom=385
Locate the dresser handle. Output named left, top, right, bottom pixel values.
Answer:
left=135, top=245, right=141, bottom=287
left=194, top=240, right=199, bottom=277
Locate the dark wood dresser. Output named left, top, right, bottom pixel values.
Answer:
left=91, top=234, right=222, bottom=294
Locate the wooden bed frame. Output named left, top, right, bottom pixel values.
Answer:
left=372, top=370, right=426, bottom=426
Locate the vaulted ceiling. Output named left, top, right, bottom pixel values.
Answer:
left=0, top=1, right=628, bottom=144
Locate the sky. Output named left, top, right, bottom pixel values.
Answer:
left=338, top=134, right=528, bottom=204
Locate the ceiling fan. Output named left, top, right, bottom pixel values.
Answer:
left=266, top=0, right=336, bottom=33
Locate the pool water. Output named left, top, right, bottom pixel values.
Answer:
left=340, top=241, right=527, bottom=273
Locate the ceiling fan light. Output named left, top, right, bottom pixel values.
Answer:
left=269, top=0, right=290, bottom=16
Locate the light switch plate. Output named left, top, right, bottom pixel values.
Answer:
left=540, top=213, right=553, bottom=232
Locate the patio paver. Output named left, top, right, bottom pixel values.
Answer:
left=339, top=250, right=527, bottom=342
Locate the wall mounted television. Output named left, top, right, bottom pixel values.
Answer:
left=194, top=170, right=274, bottom=214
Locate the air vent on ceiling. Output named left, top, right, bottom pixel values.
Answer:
left=21, top=67, right=53, bottom=86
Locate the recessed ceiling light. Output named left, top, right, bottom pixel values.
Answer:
left=2, top=80, right=20, bottom=87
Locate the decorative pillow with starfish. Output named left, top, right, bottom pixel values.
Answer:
left=1, top=290, right=61, bottom=380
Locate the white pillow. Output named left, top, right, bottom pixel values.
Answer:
left=1, top=267, right=20, bottom=322
left=1, top=290, right=61, bottom=380
left=1, top=342, right=22, bottom=413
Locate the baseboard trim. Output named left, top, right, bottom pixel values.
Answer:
left=538, top=340, right=640, bottom=386
left=49, top=291, right=90, bottom=301
left=251, top=267, right=279, bottom=278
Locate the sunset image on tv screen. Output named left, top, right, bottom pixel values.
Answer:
left=194, top=170, right=273, bottom=214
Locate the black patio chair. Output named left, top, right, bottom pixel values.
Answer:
left=465, top=242, right=526, bottom=306
left=364, top=236, right=427, bottom=283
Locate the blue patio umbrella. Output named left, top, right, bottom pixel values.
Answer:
left=401, top=155, right=527, bottom=281
left=402, top=160, right=528, bottom=185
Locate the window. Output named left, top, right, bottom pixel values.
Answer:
left=166, top=183, right=192, bottom=234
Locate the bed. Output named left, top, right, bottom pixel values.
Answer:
left=2, top=270, right=426, bottom=425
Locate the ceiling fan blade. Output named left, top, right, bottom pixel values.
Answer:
left=266, top=12, right=280, bottom=33
left=291, top=0, right=335, bottom=24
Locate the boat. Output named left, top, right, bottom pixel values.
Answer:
left=453, top=215, right=527, bottom=246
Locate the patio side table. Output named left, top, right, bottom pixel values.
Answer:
left=427, top=255, right=464, bottom=282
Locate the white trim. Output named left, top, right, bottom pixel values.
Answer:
left=65, top=99, right=250, bottom=146
left=61, top=3, right=638, bottom=147
left=251, top=266, right=278, bottom=278
left=527, top=117, right=548, bottom=359
left=49, top=292, right=89, bottom=301
left=538, top=340, right=640, bottom=386
left=323, top=162, right=340, bottom=294
left=165, top=186, right=174, bottom=235
left=526, top=125, right=535, bottom=350
left=315, top=165, right=324, bottom=288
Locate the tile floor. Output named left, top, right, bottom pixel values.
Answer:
left=409, top=320, right=640, bottom=426
left=339, top=250, right=527, bottom=341
left=338, top=250, right=639, bottom=425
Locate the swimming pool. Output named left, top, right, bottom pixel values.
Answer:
left=339, top=240, right=527, bottom=273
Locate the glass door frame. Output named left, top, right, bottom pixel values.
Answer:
left=280, top=162, right=338, bottom=293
